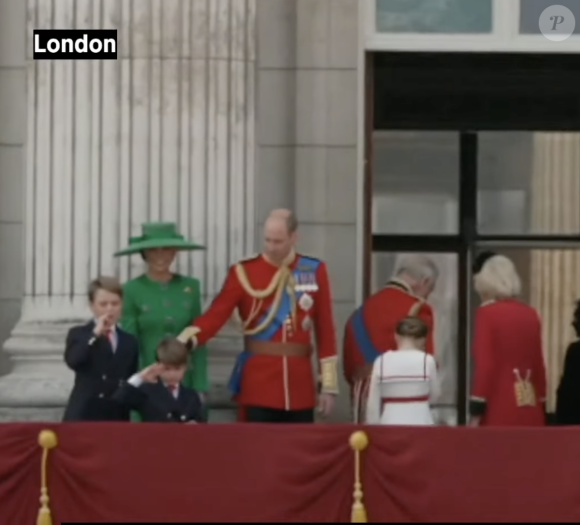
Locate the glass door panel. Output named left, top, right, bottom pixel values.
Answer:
left=477, top=132, right=580, bottom=236
left=371, top=251, right=460, bottom=425
left=372, top=131, right=460, bottom=235
left=470, top=245, right=580, bottom=413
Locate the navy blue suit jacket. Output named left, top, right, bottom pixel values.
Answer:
left=63, top=321, right=139, bottom=421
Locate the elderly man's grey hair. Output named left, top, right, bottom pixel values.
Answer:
left=395, top=255, right=439, bottom=283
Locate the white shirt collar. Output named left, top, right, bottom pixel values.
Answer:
left=163, top=382, right=180, bottom=397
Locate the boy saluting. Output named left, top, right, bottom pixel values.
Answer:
left=63, top=277, right=139, bottom=422
left=113, top=337, right=206, bottom=423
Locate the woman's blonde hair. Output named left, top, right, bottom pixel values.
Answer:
left=474, top=254, right=521, bottom=299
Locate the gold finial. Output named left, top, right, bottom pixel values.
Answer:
left=349, top=431, right=369, bottom=523
left=37, top=429, right=58, bottom=525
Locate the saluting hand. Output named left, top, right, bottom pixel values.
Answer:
left=93, top=314, right=113, bottom=337
left=139, top=363, right=163, bottom=383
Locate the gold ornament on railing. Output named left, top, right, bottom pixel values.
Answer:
left=37, top=429, right=58, bottom=525
left=349, top=430, right=369, bottom=523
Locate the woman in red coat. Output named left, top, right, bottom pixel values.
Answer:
left=469, top=252, right=547, bottom=427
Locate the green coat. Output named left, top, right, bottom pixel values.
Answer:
left=120, top=274, right=208, bottom=392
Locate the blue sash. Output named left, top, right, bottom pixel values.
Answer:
left=350, top=305, right=381, bottom=365
left=228, top=256, right=321, bottom=395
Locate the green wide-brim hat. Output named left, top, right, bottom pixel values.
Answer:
left=114, top=222, right=206, bottom=256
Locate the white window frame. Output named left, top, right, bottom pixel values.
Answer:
left=364, top=0, right=580, bottom=53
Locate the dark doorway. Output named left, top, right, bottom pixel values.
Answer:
left=366, top=51, right=580, bottom=425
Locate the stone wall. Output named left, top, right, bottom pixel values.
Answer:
left=257, top=0, right=360, bottom=421
left=0, top=0, right=26, bottom=376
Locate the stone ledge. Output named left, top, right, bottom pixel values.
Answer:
left=0, top=406, right=64, bottom=422
left=0, top=406, right=238, bottom=423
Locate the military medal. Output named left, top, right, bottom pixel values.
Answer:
left=295, top=272, right=304, bottom=293
left=310, top=273, right=319, bottom=292
left=298, top=293, right=314, bottom=311
left=294, top=267, right=318, bottom=331
left=298, top=293, right=314, bottom=331
left=304, top=272, right=318, bottom=292
left=294, top=268, right=319, bottom=293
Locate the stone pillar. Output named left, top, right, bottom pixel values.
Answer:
left=0, top=0, right=256, bottom=421
left=529, top=133, right=580, bottom=412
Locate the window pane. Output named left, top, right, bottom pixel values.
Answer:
left=520, top=0, right=580, bottom=35
left=376, top=0, right=493, bottom=34
left=470, top=246, right=580, bottom=412
left=477, top=132, right=580, bottom=235
left=371, top=251, right=459, bottom=425
left=372, top=131, right=459, bottom=235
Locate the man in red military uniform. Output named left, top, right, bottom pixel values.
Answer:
left=178, top=209, right=338, bottom=423
left=342, top=255, right=439, bottom=422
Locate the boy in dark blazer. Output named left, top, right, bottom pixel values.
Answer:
left=63, top=276, right=139, bottom=422
left=113, top=337, right=206, bottom=423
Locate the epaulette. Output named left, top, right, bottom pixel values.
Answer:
left=298, top=254, right=321, bottom=263
left=296, top=254, right=322, bottom=271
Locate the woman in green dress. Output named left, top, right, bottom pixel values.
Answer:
left=114, top=222, right=208, bottom=418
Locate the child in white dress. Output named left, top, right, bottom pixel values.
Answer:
left=365, top=317, right=439, bottom=425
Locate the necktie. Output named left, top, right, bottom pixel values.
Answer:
left=167, top=385, right=177, bottom=399
left=106, top=330, right=115, bottom=351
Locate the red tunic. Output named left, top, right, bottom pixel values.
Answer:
left=343, top=280, right=435, bottom=386
left=188, top=253, right=337, bottom=411
left=471, top=299, right=546, bottom=426
left=342, top=280, right=435, bottom=422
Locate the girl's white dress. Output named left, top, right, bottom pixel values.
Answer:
left=365, top=349, right=440, bottom=425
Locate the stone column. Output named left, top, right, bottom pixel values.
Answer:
left=529, top=133, right=580, bottom=412
left=0, top=0, right=256, bottom=421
